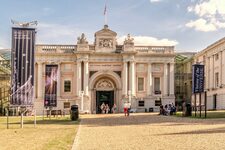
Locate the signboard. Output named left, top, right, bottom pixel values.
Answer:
left=192, top=64, right=204, bottom=93
left=11, top=27, right=36, bottom=106
left=44, top=65, right=58, bottom=107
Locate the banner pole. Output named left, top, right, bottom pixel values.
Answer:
left=194, top=93, right=196, bottom=117
left=34, top=109, right=36, bottom=128
left=21, top=111, right=23, bottom=129
left=200, top=93, right=202, bottom=118
left=6, top=108, right=9, bottom=129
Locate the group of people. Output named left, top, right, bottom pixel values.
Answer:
left=100, top=103, right=117, bottom=114
left=159, top=103, right=176, bottom=116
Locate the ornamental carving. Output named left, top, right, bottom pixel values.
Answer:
left=99, top=39, right=113, bottom=48
left=77, top=33, right=88, bottom=44
left=96, top=79, right=113, bottom=89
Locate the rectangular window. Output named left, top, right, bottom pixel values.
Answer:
left=215, top=72, right=219, bottom=87
left=138, top=101, right=145, bottom=107
left=64, top=102, right=70, bottom=109
left=154, top=77, right=161, bottom=94
left=138, top=77, right=144, bottom=91
left=64, top=80, right=71, bottom=92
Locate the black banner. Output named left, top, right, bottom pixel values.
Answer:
left=192, top=64, right=204, bottom=93
left=11, top=28, right=35, bottom=106
left=44, top=65, right=58, bottom=107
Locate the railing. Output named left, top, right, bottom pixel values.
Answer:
left=135, top=46, right=174, bottom=54
left=36, top=45, right=76, bottom=54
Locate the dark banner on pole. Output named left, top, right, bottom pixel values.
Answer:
left=44, top=65, right=58, bottom=107
left=192, top=64, right=204, bottom=93
left=11, top=27, right=36, bottom=106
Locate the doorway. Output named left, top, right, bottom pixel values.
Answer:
left=96, top=91, right=114, bottom=114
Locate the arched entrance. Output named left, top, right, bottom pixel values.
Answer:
left=89, top=71, right=122, bottom=114
left=95, top=79, right=115, bottom=113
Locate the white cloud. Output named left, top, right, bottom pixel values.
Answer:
left=150, top=0, right=163, bottom=3
left=185, top=18, right=217, bottom=32
left=118, top=35, right=178, bottom=46
left=187, top=0, right=225, bottom=32
left=36, top=23, right=91, bottom=44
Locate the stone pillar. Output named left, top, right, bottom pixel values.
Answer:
left=76, top=61, right=82, bottom=96
left=57, top=63, right=61, bottom=98
left=169, top=63, right=174, bottom=95
left=147, top=63, right=152, bottom=96
left=220, top=51, right=223, bottom=85
left=122, top=61, right=128, bottom=96
left=37, top=62, right=43, bottom=98
left=84, top=61, right=89, bottom=96
left=164, top=63, right=168, bottom=96
left=130, top=61, right=136, bottom=96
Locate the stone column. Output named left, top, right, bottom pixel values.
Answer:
left=57, top=63, right=61, bottom=98
left=76, top=61, right=82, bottom=96
left=130, top=61, right=136, bottom=96
left=84, top=61, right=89, bottom=96
left=147, top=63, right=152, bottom=96
left=37, top=62, right=43, bottom=98
left=169, top=63, right=174, bottom=95
left=164, top=63, right=168, bottom=96
left=122, top=61, right=128, bottom=96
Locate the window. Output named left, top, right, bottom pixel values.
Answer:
left=215, top=72, right=219, bottom=87
left=154, top=77, right=161, bottom=94
left=138, top=77, right=144, bottom=91
left=138, top=101, right=145, bottom=107
left=64, top=80, right=71, bottom=92
left=155, top=98, right=162, bottom=106
left=64, top=102, right=70, bottom=109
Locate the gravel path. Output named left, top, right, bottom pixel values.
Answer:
left=73, top=113, right=225, bottom=150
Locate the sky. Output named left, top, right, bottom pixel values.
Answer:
left=1, top=0, right=225, bottom=52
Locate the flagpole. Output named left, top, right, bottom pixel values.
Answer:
left=104, top=0, right=107, bottom=25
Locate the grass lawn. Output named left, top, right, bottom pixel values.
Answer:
left=176, top=110, right=225, bottom=118
left=0, top=115, right=78, bottom=150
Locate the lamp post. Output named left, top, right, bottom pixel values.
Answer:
left=79, top=91, right=84, bottom=111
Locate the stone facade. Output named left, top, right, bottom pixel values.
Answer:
left=193, top=37, right=225, bottom=110
left=34, top=25, right=175, bottom=115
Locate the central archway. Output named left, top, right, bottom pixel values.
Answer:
left=89, top=71, right=122, bottom=114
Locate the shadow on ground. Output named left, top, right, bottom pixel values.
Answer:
left=80, top=113, right=225, bottom=127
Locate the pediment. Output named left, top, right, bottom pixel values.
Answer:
left=95, top=25, right=117, bottom=37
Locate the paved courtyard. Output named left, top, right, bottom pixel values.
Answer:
left=73, top=113, right=225, bottom=150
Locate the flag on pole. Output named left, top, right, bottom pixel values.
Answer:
left=104, top=4, right=107, bottom=15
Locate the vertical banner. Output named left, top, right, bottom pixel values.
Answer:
left=11, top=28, right=35, bottom=106
left=44, top=65, right=58, bottom=107
left=192, top=64, right=204, bottom=93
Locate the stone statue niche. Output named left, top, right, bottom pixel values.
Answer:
left=77, top=33, right=88, bottom=44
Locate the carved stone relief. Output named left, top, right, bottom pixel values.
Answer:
left=96, top=79, right=114, bottom=89
left=99, top=39, right=113, bottom=48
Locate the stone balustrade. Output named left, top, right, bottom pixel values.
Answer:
left=135, top=46, right=174, bottom=54
left=36, top=45, right=76, bottom=54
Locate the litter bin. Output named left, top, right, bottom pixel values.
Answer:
left=185, top=103, right=192, bottom=117
left=149, top=108, right=154, bottom=112
left=70, top=105, right=79, bottom=121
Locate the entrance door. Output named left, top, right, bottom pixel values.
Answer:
left=96, top=91, right=114, bottom=114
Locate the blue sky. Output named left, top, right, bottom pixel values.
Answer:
left=1, top=0, right=225, bottom=52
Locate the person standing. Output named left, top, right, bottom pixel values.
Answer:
left=105, top=104, right=110, bottom=114
left=127, top=102, right=131, bottom=116
left=112, top=103, right=117, bottom=114
left=124, top=101, right=128, bottom=116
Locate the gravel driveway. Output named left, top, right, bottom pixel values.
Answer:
left=73, top=113, right=225, bottom=150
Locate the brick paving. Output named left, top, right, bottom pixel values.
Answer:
left=73, top=113, right=225, bottom=150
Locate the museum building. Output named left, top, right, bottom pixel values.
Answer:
left=34, top=25, right=175, bottom=115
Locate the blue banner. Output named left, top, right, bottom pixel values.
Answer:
left=192, top=64, right=204, bottom=93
